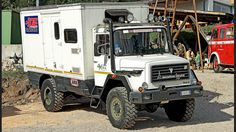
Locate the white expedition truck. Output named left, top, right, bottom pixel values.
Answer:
left=20, top=2, right=203, bottom=129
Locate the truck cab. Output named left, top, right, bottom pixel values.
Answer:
left=90, top=10, right=203, bottom=128
left=208, top=23, right=234, bottom=72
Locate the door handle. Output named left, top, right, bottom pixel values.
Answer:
left=94, top=61, right=98, bottom=63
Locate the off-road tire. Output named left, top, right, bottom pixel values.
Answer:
left=164, top=99, right=195, bottom=122
left=213, top=56, right=223, bottom=73
left=41, top=78, right=64, bottom=112
left=106, top=87, right=137, bottom=129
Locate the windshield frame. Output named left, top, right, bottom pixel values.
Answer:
left=113, top=27, right=171, bottom=57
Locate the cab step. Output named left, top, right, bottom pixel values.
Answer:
left=90, top=86, right=103, bottom=109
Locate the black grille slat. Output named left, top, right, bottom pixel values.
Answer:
left=151, top=64, right=189, bottom=82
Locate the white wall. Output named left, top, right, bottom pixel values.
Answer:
left=2, top=45, right=23, bottom=69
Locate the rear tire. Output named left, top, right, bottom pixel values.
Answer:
left=106, top=87, right=137, bottom=129
left=41, top=78, right=64, bottom=112
left=164, top=99, right=195, bottom=122
left=213, top=56, right=223, bottom=73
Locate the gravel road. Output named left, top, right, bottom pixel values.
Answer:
left=3, top=70, right=234, bottom=132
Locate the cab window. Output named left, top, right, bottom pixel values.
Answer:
left=96, top=34, right=109, bottom=44
left=219, top=28, right=225, bottom=39
left=94, top=34, right=109, bottom=56
left=226, top=26, right=234, bottom=39
left=212, top=29, right=218, bottom=40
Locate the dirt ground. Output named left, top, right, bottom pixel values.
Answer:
left=2, top=70, right=40, bottom=106
left=2, top=70, right=234, bottom=132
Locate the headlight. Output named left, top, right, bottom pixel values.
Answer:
left=147, top=14, right=154, bottom=22
left=127, top=14, right=134, bottom=22
left=142, top=82, right=148, bottom=89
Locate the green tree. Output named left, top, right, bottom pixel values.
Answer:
left=2, top=0, right=13, bottom=9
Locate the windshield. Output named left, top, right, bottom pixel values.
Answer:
left=114, top=28, right=169, bottom=56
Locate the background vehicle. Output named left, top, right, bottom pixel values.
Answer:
left=20, top=2, right=203, bottom=129
left=208, top=23, right=234, bottom=73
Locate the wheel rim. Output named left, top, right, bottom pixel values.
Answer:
left=213, top=58, right=219, bottom=70
left=44, top=87, right=52, bottom=105
left=110, top=97, right=123, bottom=121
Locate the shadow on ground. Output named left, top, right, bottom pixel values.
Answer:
left=62, top=90, right=234, bottom=130
left=2, top=106, right=21, bottom=117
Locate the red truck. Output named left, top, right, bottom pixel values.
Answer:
left=208, top=23, right=234, bottom=73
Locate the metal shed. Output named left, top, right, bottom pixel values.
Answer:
left=2, top=10, right=22, bottom=45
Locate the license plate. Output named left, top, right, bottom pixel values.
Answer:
left=181, top=90, right=191, bottom=96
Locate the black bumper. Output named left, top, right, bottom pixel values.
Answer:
left=129, top=85, right=203, bottom=104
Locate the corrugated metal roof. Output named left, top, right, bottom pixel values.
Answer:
left=21, top=2, right=148, bottom=11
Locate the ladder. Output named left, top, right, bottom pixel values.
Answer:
left=90, top=86, right=103, bottom=109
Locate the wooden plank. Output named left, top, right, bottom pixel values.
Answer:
left=153, top=0, right=159, bottom=15
left=171, top=0, right=178, bottom=34
left=172, top=15, right=189, bottom=42
left=164, top=0, right=169, bottom=17
left=193, top=0, right=204, bottom=72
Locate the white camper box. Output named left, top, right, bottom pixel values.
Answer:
left=21, top=3, right=149, bottom=80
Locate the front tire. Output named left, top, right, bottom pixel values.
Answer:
left=106, top=87, right=137, bottom=129
left=213, top=56, right=223, bottom=73
left=164, top=99, right=195, bottom=122
left=41, top=78, right=64, bottom=112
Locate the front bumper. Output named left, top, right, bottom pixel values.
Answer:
left=129, top=85, right=203, bottom=104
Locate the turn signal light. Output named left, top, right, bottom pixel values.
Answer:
left=138, top=87, right=145, bottom=93
left=111, top=74, right=117, bottom=79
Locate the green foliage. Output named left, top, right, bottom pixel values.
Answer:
left=202, top=25, right=214, bottom=35
left=2, top=0, right=13, bottom=9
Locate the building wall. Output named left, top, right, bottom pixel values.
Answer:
left=175, top=0, right=234, bottom=14
left=2, top=45, right=22, bottom=69
left=213, top=0, right=234, bottom=14
left=2, top=10, right=12, bottom=45
left=176, top=0, right=205, bottom=10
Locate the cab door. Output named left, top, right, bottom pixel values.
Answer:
left=209, top=28, right=218, bottom=58
left=218, top=27, right=226, bottom=64
left=225, top=26, right=234, bottom=65
left=93, top=32, right=111, bottom=87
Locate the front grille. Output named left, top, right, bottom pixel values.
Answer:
left=151, top=64, right=189, bottom=82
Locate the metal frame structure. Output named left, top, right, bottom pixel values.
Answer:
left=151, top=0, right=204, bottom=71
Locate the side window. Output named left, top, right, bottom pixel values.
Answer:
left=219, top=28, right=225, bottom=39
left=212, top=29, right=218, bottom=40
left=94, top=34, right=109, bottom=56
left=226, top=26, right=234, bottom=39
left=96, top=34, right=109, bottom=44
left=64, top=29, right=77, bottom=43
left=54, top=22, right=60, bottom=40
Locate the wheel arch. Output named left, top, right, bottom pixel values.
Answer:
left=100, top=74, right=132, bottom=103
left=39, top=74, right=53, bottom=89
left=210, top=52, right=221, bottom=64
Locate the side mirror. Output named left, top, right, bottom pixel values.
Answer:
left=94, top=43, right=109, bottom=56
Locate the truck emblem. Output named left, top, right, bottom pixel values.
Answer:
left=169, top=68, right=173, bottom=74
left=157, top=71, right=161, bottom=79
